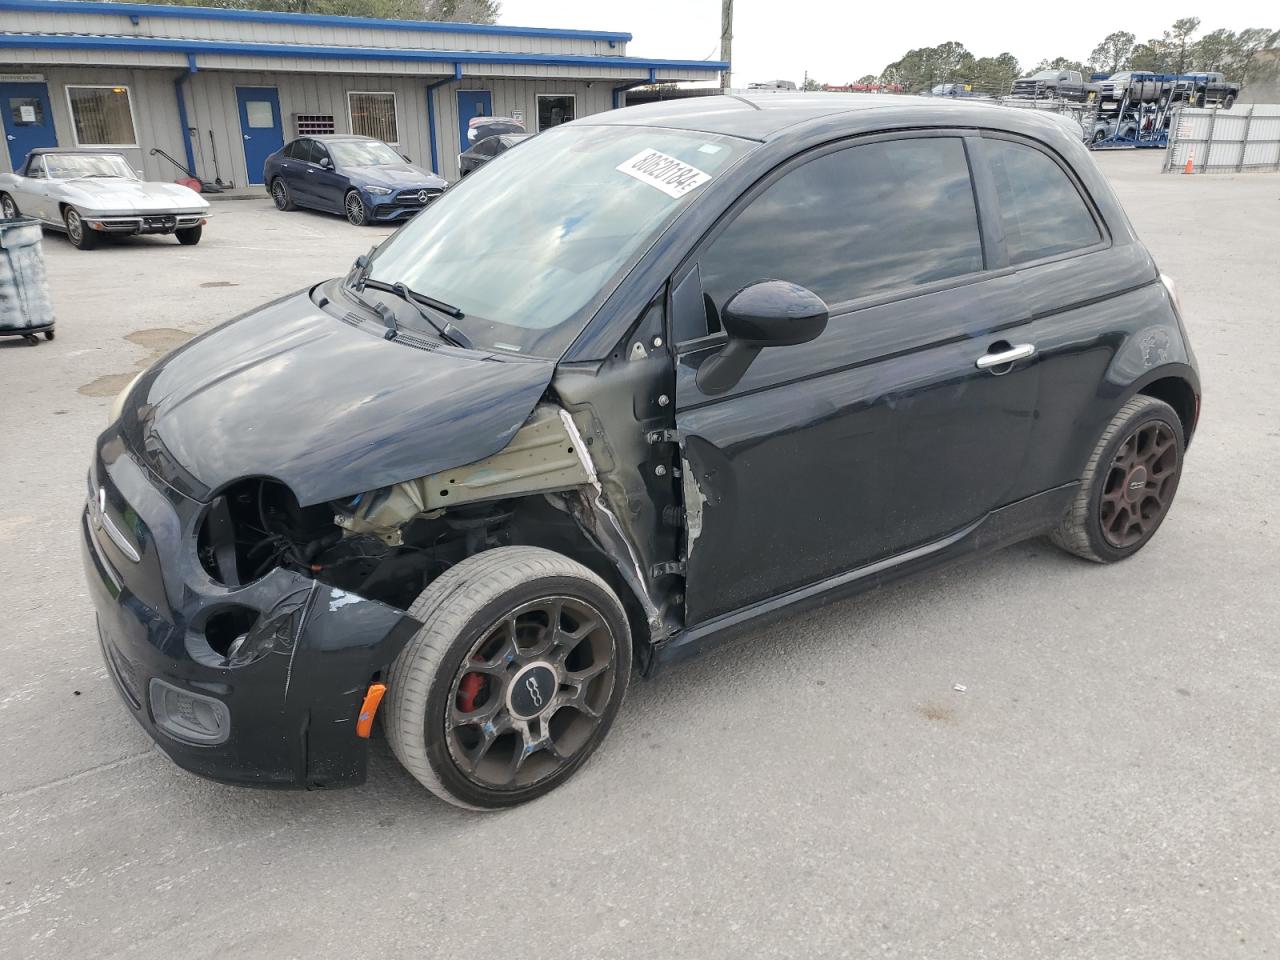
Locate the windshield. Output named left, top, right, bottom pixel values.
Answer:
left=42, top=154, right=135, bottom=179
left=328, top=140, right=404, bottom=167
left=1109, top=72, right=1131, bottom=82
left=1031, top=70, right=1058, bottom=80
left=366, top=124, right=750, bottom=358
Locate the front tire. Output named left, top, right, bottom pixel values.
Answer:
left=0, top=192, right=18, bottom=219
left=64, top=207, right=97, bottom=250
left=344, top=190, right=369, bottom=226
left=385, top=547, right=632, bottom=810
left=1050, top=396, right=1185, bottom=564
left=175, top=225, right=202, bottom=246
left=1222, top=93, right=1236, bottom=110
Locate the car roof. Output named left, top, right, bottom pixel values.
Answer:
left=582, top=92, right=1075, bottom=143
left=304, top=135, right=380, bottom=143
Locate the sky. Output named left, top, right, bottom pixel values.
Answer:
left=499, top=0, right=1278, bottom=86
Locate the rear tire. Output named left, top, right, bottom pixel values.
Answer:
left=385, top=546, right=632, bottom=811
left=175, top=225, right=202, bottom=246
left=270, top=177, right=295, bottom=211
left=64, top=207, right=97, bottom=250
left=1050, top=396, right=1185, bottom=564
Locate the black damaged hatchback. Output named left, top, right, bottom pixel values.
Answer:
left=84, top=95, right=1200, bottom=810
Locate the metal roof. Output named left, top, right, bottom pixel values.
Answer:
left=0, top=0, right=634, bottom=43
left=0, top=31, right=729, bottom=75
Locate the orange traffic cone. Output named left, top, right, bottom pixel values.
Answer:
left=1183, top=149, right=1195, bottom=174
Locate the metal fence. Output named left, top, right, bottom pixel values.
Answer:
left=1163, top=104, right=1280, bottom=174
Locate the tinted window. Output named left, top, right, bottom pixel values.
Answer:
left=984, top=139, right=1101, bottom=264
left=307, top=141, right=330, bottom=166
left=699, top=137, right=983, bottom=316
left=285, top=139, right=306, bottom=160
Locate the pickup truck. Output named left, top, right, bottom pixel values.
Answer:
left=1010, top=69, right=1100, bottom=102
left=1173, top=72, right=1239, bottom=108
left=1099, top=71, right=1239, bottom=109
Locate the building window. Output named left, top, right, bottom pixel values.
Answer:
left=66, top=85, right=138, bottom=147
left=348, top=92, right=398, bottom=144
left=537, top=94, right=575, bottom=131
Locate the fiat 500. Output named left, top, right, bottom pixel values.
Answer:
left=84, top=95, right=1199, bottom=810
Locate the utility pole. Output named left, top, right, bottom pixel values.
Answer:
left=720, top=0, right=733, bottom=92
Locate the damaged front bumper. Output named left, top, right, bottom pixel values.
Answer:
left=81, top=430, right=419, bottom=788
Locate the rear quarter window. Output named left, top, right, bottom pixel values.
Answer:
left=983, top=138, right=1101, bottom=264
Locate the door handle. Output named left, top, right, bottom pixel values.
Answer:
left=5, top=134, right=13, bottom=141
left=243, top=134, right=251, bottom=140
left=975, top=342, right=1036, bottom=370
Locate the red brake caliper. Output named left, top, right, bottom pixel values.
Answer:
left=456, top=658, right=488, bottom=713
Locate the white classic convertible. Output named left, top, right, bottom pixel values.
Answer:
left=0, top=149, right=210, bottom=250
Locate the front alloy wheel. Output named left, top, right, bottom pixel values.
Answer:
left=386, top=547, right=631, bottom=810
left=64, top=207, right=97, bottom=250
left=344, top=191, right=368, bottom=226
left=0, top=193, right=17, bottom=219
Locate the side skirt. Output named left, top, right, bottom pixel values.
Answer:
left=646, top=483, right=1078, bottom=677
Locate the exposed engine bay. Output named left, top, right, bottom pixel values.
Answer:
left=195, top=403, right=678, bottom=641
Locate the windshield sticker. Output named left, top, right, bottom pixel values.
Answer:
left=697, top=143, right=724, bottom=154
left=616, top=149, right=712, bottom=199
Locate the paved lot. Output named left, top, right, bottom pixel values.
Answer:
left=2, top=154, right=1278, bottom=959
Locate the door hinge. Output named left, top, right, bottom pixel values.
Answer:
left=650, top=560, right=686, bottom=577
left=646, top=428, right=682, bottom=444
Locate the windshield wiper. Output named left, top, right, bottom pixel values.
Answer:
left=362, top=278, right=473, bottom=349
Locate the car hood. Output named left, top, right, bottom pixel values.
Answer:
left=118, top=288, right=554, bottom=506
left=349, top=163, right=447, bottom=190
left=60, top=178, right=209, bottom=212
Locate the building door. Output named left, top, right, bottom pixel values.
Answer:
left=2, top=81, right=57, bottom=172
left=235, top=87, right=283, bottom=186
left=456, top=90, right=492, bottom=153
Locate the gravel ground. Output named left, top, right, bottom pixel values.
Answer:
left=1, top=152, right=1278, bottom=959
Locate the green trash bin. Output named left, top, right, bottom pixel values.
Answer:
left=0, top=216, right=55, bottom=343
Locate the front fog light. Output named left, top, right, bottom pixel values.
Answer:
left=149, top=678, right=230, bottom=745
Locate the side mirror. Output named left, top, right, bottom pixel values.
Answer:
left=696, top=280, right=828, bottom=395
left=319, top=156, right=333, bottom=169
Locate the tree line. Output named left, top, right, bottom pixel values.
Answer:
left=814, top=19, right=1278, bottom=96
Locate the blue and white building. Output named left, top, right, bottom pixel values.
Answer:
left=0, top=0, right=727, bottom=188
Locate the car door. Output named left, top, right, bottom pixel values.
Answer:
left=965, top=133, right=1117, bottom=497
left=306, top=141, right=348, bottom=212
left=276, top=138, right=307, bottom=204
left=10, top=154, right=46, bottom=219
left=672, top=133, right=1041, bottom=624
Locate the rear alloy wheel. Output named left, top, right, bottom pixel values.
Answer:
left=386, top=547, right=631, bottom=810
left=344, top=190, right=368, bottom=226
left=0, top=193, right=17, bottom=219
left=1050, top=395, right=1184, bottom=563
left=64, top=207, right=97, bottom=250
left=271, top=178, right=295, bottom=211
